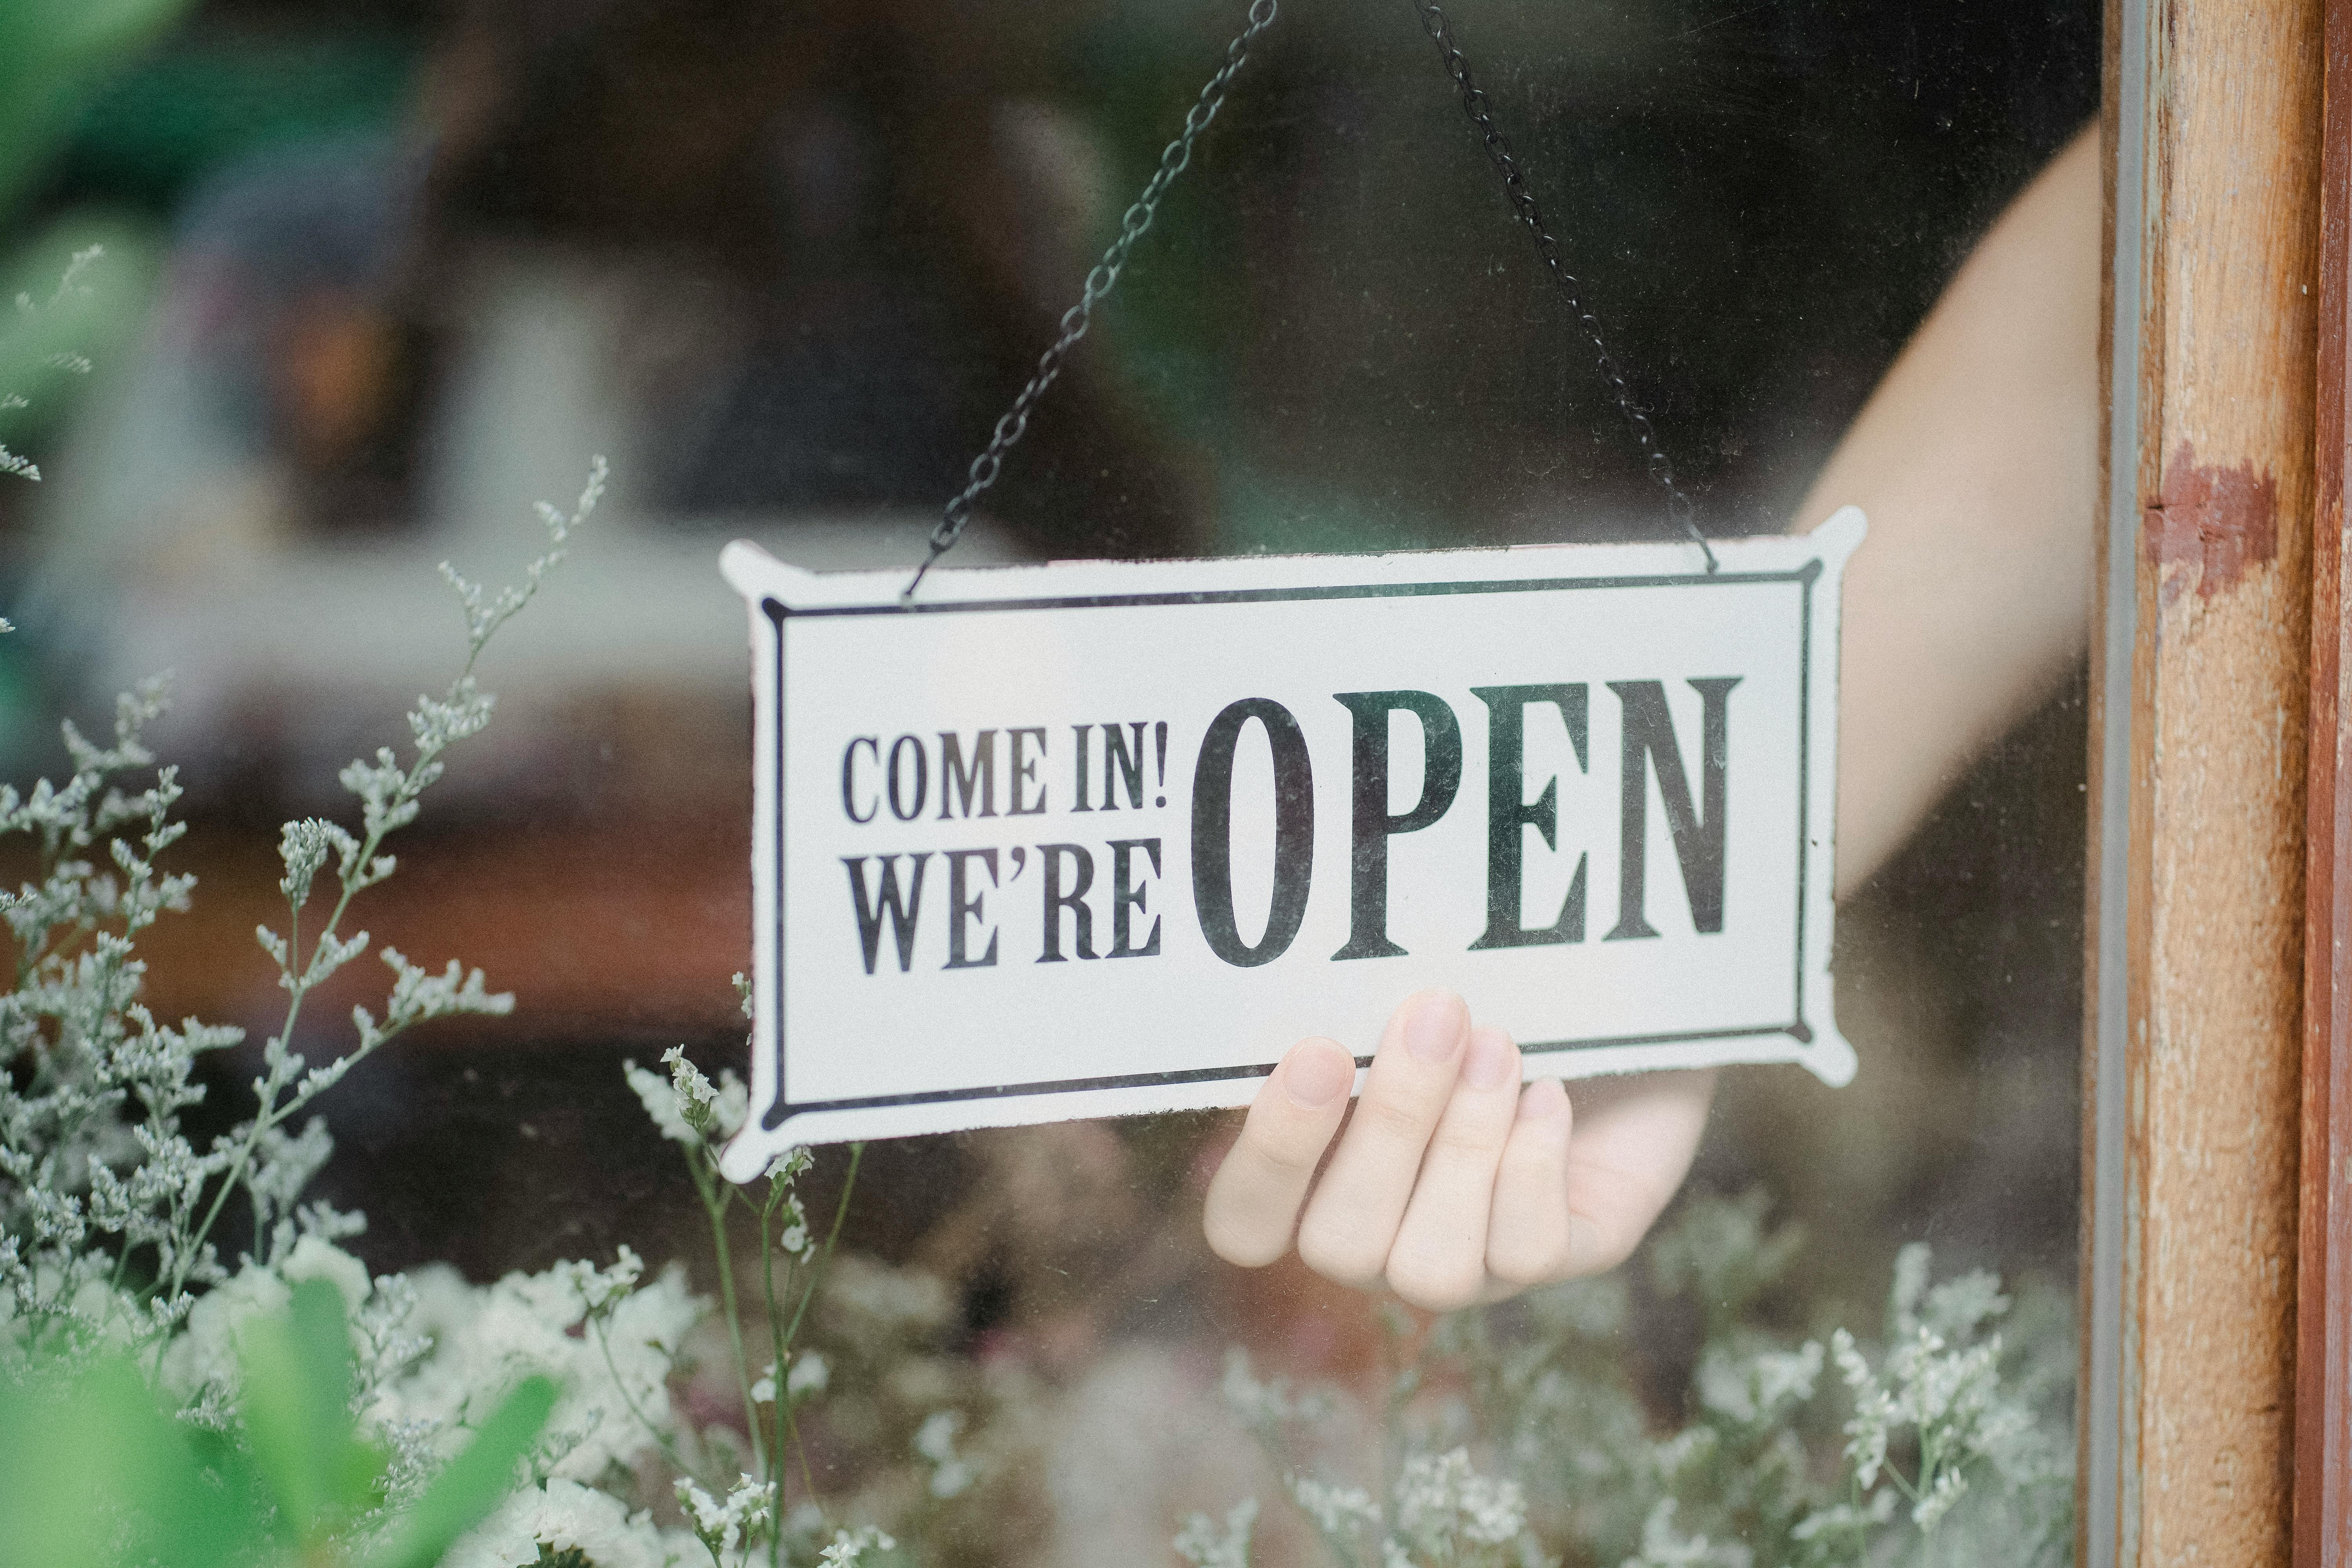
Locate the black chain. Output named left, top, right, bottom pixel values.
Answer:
left=1409, top=1, right=1717, bottom=571
left=909, top=0, right=1711, bottom=591
left=906, top=0, right=1280, bottom=599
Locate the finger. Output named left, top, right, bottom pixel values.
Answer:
left=1484, top=1076, right=1578, bottom=1287
left=1385, top=1026, right=1523, bottom=1312
left=1201, top=1037, right=1356, bottom=1267
left=1296, top=990, right=1470, bottom=1288
left=1553, top=1069, right=1716, bottom=1279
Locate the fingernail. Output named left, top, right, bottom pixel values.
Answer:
left=1284, top=1041, right=1352, bottom=1107
left=1463, top=1026, right=1516, bottom=1091
left=1404, top=991, right=1467, bottom=1065
left=1518, top=1076, right=1569, bottom=1121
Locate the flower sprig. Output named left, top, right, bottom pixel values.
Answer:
left=1205, top=1195, right=2072, bottom=1568
left=156, top=461, right=605, bottom=1311
left=626, top=1032, right=865, bottom=1568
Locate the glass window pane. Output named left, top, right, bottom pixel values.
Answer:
left=1, top=2, right=2094, bottom=1563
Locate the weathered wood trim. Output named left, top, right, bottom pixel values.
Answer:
left=2297, top=0, right=2352, bottom=1557
left=2089, top=0, right=2323, bottom=1560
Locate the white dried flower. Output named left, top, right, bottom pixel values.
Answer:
left=1888, top=1241, right=1934, bottom=1335
left=1219, top=1346, right=1332, bottom=1427
left=625, top=1058, right=695, bottom=1144
left=372, top=1253, right=700, bottom=1483
left=1174, top=1497, right=1258, bottom=1568
left=750, top=1348, right=828, bottom=1406
left=1288, top=1475, right=1379, bottom=1536
left=1623, top=1498, right=1752, bottom=1568
left=659, top=1046, right=723, bottom=1138
left=1921, top=1269, right=2011, bottom=1341
left=1696, top=1339, right=1824, bottom=1427
left=777, top=1189, right=813, bottom=1259
left=711, top=1070, right=748, bottom=1137
left=1647, top=1424, right=1720, bottom=1485
left=575, top=1245, right=646, bottom=1319
left=823, top=1255, right=953, bottom=1336
left=1912, top=1463, right=1971, bottom=1530
left=446, top=1477, right=684, bottom=1568
left=677, top=1472, right=775, bottom=1558
left=817, top=1525, right=896, bottom=1566
left=914, top=1408, right=975, bottom=1497
left=1789, top=1489, right=1898, bottom=1543
left=1393, top=1448, right=1525, bottom=1549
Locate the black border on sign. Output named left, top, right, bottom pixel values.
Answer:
left=759, top=561, right=1822, bottom=1130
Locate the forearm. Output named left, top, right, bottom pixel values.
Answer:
left=1798, top=127, right=2102, bottom=895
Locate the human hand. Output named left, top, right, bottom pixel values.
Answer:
left=1201, top=991, right=1715, bottom=1312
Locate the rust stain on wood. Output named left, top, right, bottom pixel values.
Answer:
left=2143, top=442, right=2283, bottom=597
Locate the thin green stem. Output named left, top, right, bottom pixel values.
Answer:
left=1379, top=1326, right=1419, bottom=1540
left=1240, top=1419, right=1361, bottom=1568
left=15, top=824, right=78, bottom=990
left=167, top=997, right=419, bottom=1307
left=761, top=1187, right=791, bottom=1568
left=594, top=1317, right=691, bottom=1475
left=782, top=1394, right=820, bottom=1527
left=692, top=1145, right=766, bottom=1477
left=169, top=637, right=493, bottom=1303
left=757, top=1181, right=825, bottom=1562
left=765, top=1145, right=865, bottom=1548
left=778, top=1144, right=862, bottom=1352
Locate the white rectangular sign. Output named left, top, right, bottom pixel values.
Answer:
left=717, top=511, right=1864, bottom=1175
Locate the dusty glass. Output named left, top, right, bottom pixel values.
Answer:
left=0, top=1, right=2095, bottom=1563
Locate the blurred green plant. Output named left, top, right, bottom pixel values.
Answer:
left=0, top=0, right=193, bottom=215
left=61, top=34, right=419, bottom=205
left=0, top=218, right=159, bottom=450
left=0, top=0, right=188, bottom=457
left=0, top=235, right=113, bottom=477
left=0, top=1278, right=554, bottom=1568
left=0, top=459, right=604, bottom=1565
left=0, top=460, right=602, bottom=1365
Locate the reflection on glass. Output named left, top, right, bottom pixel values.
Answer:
left=0, top=1, right=2092, bottom=1563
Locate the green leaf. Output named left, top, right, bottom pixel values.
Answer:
left=238, top=1276, right=386, bottom=1546
left=367, top=1375, right=557, bottom=1568
left=0, top=1356, right=249, bottom=1568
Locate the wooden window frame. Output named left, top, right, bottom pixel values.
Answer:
left=2087, top=0, right=2352, bottom=1559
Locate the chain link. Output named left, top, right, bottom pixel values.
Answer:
left=906, top=0, right=1280, bottom=599
left=1409, top=1, right=1717, bottom=572
left=909, top=0, right=1711, bottom=592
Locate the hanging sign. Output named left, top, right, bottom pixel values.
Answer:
left=715, top=510, right=1864, bottom=1174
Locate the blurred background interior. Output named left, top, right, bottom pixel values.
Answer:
left=0, top=0, right=2092, bottom=1552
